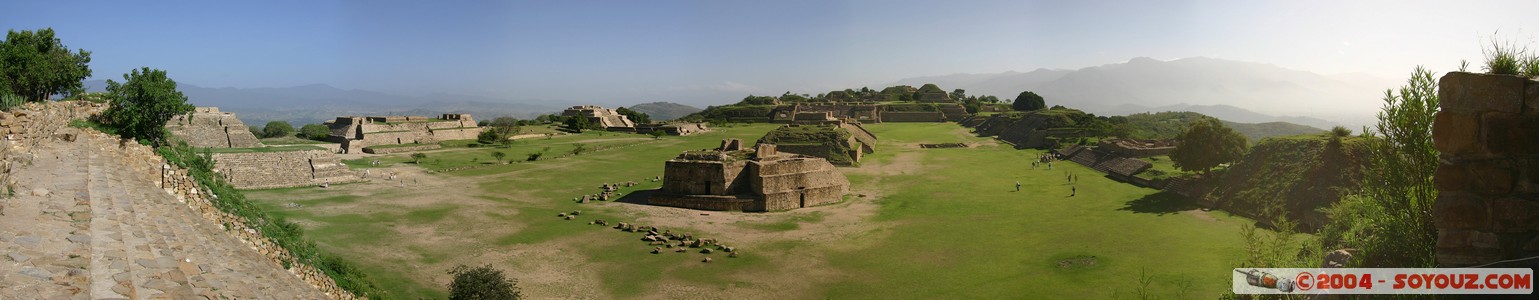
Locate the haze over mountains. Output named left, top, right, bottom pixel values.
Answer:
left=88, top=56, right=1391, bottom=129
left=893, top=57, right=1395, bottom=130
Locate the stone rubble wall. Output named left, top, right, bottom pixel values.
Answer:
left=0, top=101, right=106, bottom=199
left=326, top=115, right=481, bottom=153
left=1431, top=72, right=1539, bottom=266
left=1097, top=138, right=1176, bottom=158
left=211, top=149, right=362, bottom=189
left=661, top=159, right=748, bottom=195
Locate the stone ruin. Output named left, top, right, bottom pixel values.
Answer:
left=1056, top=145, right=1152, bottom=180
left=1097, top=138, right=1176, bottom=158
left=756, top=121, right=877, bottom=167
left=1431, top=72, right=1539, bottom=267
left=211, top=149, right=359, bottom=189
left=324, top=114, right=480, bottom=153
left=635, top=122, right=711, bottom=136
left=648, top=139, right=849, bottom=211
left=562, top=105, right=635, bottom=130
left=165, top=107, right=262, bottom=148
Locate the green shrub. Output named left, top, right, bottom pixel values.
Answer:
left=2, top=94, right=25, bottom=111
left=1483, top=37, right=1525, bottom=75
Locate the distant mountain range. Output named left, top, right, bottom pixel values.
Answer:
left=84, top=80, right=566, bottom=126
left=892, top=57, right=1395, bottom=130
left=624, top=102, right=701, bottom=121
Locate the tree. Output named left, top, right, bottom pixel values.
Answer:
left=1168, top=117, right=1247, bottom=174
left=1319, top=67, right=1440, bottom=268
left=950, top=88, right=966, bottom=101
left=300, top=124, right=331, bottom=140
left=411, top=153, right=427, bottom=164
left=0, top=28, right=92, bottom=102
left=101, top=67, right=193, bottom=146
left=1012, top=91, right=1046, bottom=111
left=477, top=130, right=501, bottom=144
left=491, top=151, right=506, bottom=164
left=563, top=116, right=590, bottom=132
left=262, top=121, right=294, bottom=138
left=447, top=264, right=521, bottom=300
left=615, top=107, right=651, bottom=124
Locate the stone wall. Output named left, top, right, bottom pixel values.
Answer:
left=166, top=107, right=263, bottom=148
left=1098, top=138, right=1176, bottom=158
left=751, top=156, right=849, bottom=211
left=1432, top=72, right=1539, bottom=266
left=325, top=115, right=481, bottom=153
left=211, top=149, right=360, bottom=189
left=880, top=111, right=946, bottom=122
left=362, top=144, right=442, bottom=154
left=652, top=141, right=849, bottom=212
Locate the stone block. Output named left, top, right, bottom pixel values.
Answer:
left=1469, top=162, right=1515, bottom=196
left=1433, top=193, right=1488, bottom=230
left=1439, top=72, right=1525, bottom=114
left=1432, top=111, right=1481, bottom=156
left=1491, top=198, right=1539, bottom=233
left=1519, top=160, right=1539, bottom=194
left=1528, top=80, right=1539, bottom=116
left=1435, top=164, right=1471, bottom=192
left=1481, top=113, right=1539, bottom=156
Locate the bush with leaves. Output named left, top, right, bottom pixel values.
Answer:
left=1319, top=67, right=1440, bottom=268
left=300, top=124, right=331, bottom=140
left=411, top=153, right=427, bottom=164
left=262, top=121, right=294, bottom=138
left=101, top=67, right=194, bottom=146
left=447, top=264, right=521, bottom=300
left=1169, top=118, right=1248, bottom=174
left=1012, top=90, right=1046, bottom=111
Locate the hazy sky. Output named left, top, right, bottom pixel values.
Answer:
left=4, top=0, right=1538, bottom=106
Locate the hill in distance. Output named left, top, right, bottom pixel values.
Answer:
left=893, top=56, right=1394, bottom=130
left=83, top=80, right=564, bottom=126
left=625, top=102, right=701, bottom=121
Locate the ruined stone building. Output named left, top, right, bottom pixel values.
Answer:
left=635, top=122, right=711, bottom=136
left=211, top=149, right=359, bottom=189
left=1097, top=138, right=1177, bottom=158
left=649, top=139, right=849, bottom=212
left=165, top=107, right=262, bottom=148
left=324, top=114, right=480, bottom=153
left=756, top=121, right=876, bottom=166
left=562, top=105, right=636, bottom=130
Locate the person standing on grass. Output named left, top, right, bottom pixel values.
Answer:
left=1015, top=181, right=1022, bottom=192
left=1071, top=186, right=1076, bottom=197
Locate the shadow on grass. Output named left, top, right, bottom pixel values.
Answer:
left=1119, top=191, right=1198, bottom=215
left=614, top=189, right=655, bottom=205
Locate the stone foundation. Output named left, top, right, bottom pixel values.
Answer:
left=362, top=144, right=441, bottom=154
left=211, top=150, right=360, bottom=189
left=1432, top=72, right=1539, bottom=266
left=165, top=107, right=263, bottom=148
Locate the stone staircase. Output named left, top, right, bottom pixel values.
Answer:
left=309, top=155, right=355, bottom=183
left=2, top=129, right=326, bottom=299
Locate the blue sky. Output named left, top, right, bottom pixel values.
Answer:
left=3, top=0, right=1538, bottom=106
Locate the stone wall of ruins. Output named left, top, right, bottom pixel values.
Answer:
left=166, top=107, right=262, bottom=148
left=1098, top=138, right=1176, bottom=158
left=661, top=159, right=749, bottom=196
left=646, top=194, right=758, bottom=211
left=362, top=144, right=442, bottom=154
left=1432, top=72, right=1539, bottom=266
left=325, top=115, right=480, bottom=153
left=750, top=156, right=849, bottom=211
left=211, top=150, right=359, bottom=189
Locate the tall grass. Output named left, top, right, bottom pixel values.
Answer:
left=1482, top=37, right=1524, bottom=75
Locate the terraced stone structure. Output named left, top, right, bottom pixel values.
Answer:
left=165, top=107, right=262, bottom=148
left=325, top=114, right=480, bottom=153
left=211, top=149, right=359, bottom=189
left=964, top=109, right=1091, bottom=149
left=635, top=122, right=711, bottom=136
left=1097, top=138, right=1176, bottom=158
left=1431, top=72, right=1539, bottom=267
left=562, top=105, right=636, bottom=130
left=650, top=140, right=849, bottom=211
left=756, top=121, right=876, bottom=166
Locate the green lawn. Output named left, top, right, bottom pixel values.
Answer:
left=248, top=122, right=1256, bottom=299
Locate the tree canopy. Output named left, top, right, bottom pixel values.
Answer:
left=300, top=124, right=331, bottom=140
left=102, top=67, right=193, bottom=146
left=1012, top=91, right=1046, bottom=111
left=615, top=107, right=651, bottom=124
left=1, top=28, right=93, bottom=102
left=262, top=121, right=294, bottom=138
left=1169, top=117, right=1248, bottom=174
